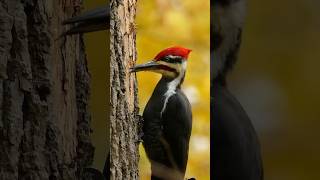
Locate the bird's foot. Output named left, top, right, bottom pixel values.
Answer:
left=135, top=131, right=144, bottom=143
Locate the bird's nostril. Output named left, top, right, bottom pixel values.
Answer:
left=212, top=31, right=223, bottom=51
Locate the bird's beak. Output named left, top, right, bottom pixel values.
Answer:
left=130, top=61, right=161, bottom=73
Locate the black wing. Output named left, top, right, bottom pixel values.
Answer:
left=162, top=90, right=192, bottom=174
left=212, top=83, right=264, bottom=180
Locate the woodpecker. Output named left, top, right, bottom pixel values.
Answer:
left=212, top=0, right=264, bottom=180
left=130, top=46, right=192, bottom=180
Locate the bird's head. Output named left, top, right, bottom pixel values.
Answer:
left=130, top=46, right=192, bottom=79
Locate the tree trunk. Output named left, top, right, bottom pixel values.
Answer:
left=110, top=0, right=139, bottom=179
left=0, top=0, right=93, bottom=179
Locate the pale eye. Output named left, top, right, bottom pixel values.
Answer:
left=162, top=56, right=182, bottom=64
left=164, top=56, right=171, bottom=61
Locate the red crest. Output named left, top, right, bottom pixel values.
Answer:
left=154, top=46, right=192, bottom=61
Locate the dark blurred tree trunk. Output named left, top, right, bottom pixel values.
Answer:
left=110, top=0, right=139, bottom=179
left=0, top=0, right=93, bottom=179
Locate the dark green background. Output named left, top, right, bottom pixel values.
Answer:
left=83, top=0, right=108, bottom=170
left=229, top=0, right=320, bottom=179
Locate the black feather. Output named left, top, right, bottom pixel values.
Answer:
left=142, top=77, right=192, bottom=180
left=212, top=83, right=264, bottom=180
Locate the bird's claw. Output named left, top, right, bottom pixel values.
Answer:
left=135, top=130, right=144, bottom=144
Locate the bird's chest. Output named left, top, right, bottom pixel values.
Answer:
left=142, top=90, right=176, bottom=135
left=144, top=91, right=173, bottom=120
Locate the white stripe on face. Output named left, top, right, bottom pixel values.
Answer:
left=160, top=61, right=187, bottom=116
left=156, top=60, right=186, bottom=78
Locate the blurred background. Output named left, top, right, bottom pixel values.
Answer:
left=229, top=0, right=320, bottom=179
left=135, top=0, right=210, bottom=179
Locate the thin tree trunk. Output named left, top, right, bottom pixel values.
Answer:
left=110, top=0, right=139, bottom=179
left=0, top=0, right=93, bottom=179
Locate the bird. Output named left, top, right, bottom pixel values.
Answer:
left=130, top=46, right=193, bottom=180
left=62, top=5, right=109, bottom=35
left=212, top=0, right=264, bottom=180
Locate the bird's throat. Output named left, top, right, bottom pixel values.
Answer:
left=159, top=71, right=185, bottom=116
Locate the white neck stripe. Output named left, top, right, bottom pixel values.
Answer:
left=160, top=62, right=187, bottom=116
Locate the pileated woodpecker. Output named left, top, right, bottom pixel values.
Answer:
left=212, top=0, right=264, bottom=180
left=131, top=46, right=192, bottom=180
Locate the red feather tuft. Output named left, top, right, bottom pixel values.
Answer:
left=154, top=46, right=192, bottom=61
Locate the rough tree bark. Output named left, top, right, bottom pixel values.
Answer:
left=0, top=0, right=94, bottom=179
left=110, top=0, right=139, bottom=179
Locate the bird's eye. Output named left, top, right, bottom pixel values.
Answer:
left=162, top=56, right=182, bottom=63
left=164, top=56, right=170, bottom=61
left=162, top=56, right=172, bottom=63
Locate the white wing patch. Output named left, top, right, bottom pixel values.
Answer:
left=160, top=62, right=187, bottom=117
